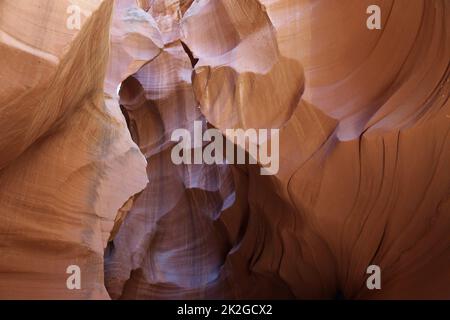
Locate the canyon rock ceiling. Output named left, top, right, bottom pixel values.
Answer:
left=0, top=0, right=449, bottom=299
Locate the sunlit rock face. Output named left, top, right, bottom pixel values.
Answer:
left=0, top=0, right=150, bottom=299
left=0, top=0, right=449, bottom=300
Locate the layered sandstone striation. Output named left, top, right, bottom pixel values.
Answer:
left=0, top=0, right=449, bottom=299
left=0, top=0, right=150, bottom=299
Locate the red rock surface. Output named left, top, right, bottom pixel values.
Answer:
left=0, top=0, right=448, bottom=299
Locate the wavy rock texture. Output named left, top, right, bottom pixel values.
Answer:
left=105, top=0, right=450, bottom=300
left=0, top=0, right=150, bottom=298
left=0, top=0, right=449, bottom=299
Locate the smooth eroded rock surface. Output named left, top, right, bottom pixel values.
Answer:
left=0, top=0, right=448, bottom=299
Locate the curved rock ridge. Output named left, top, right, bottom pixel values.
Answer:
left=182, top=0, right=304, bottom=133
left=105, top=7, right=239, bottom=297
left=105, top=0, right=163, bottom=98
left=0, top=0, right=152, bottom=299
left=106, top=0, right=450, bottom=300
left=251, top=0, right=449, bottom=299
left=0, top=0, right=449, bottom=300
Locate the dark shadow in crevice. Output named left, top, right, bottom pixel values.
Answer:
left=181, top=40, right=199, bottom=68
